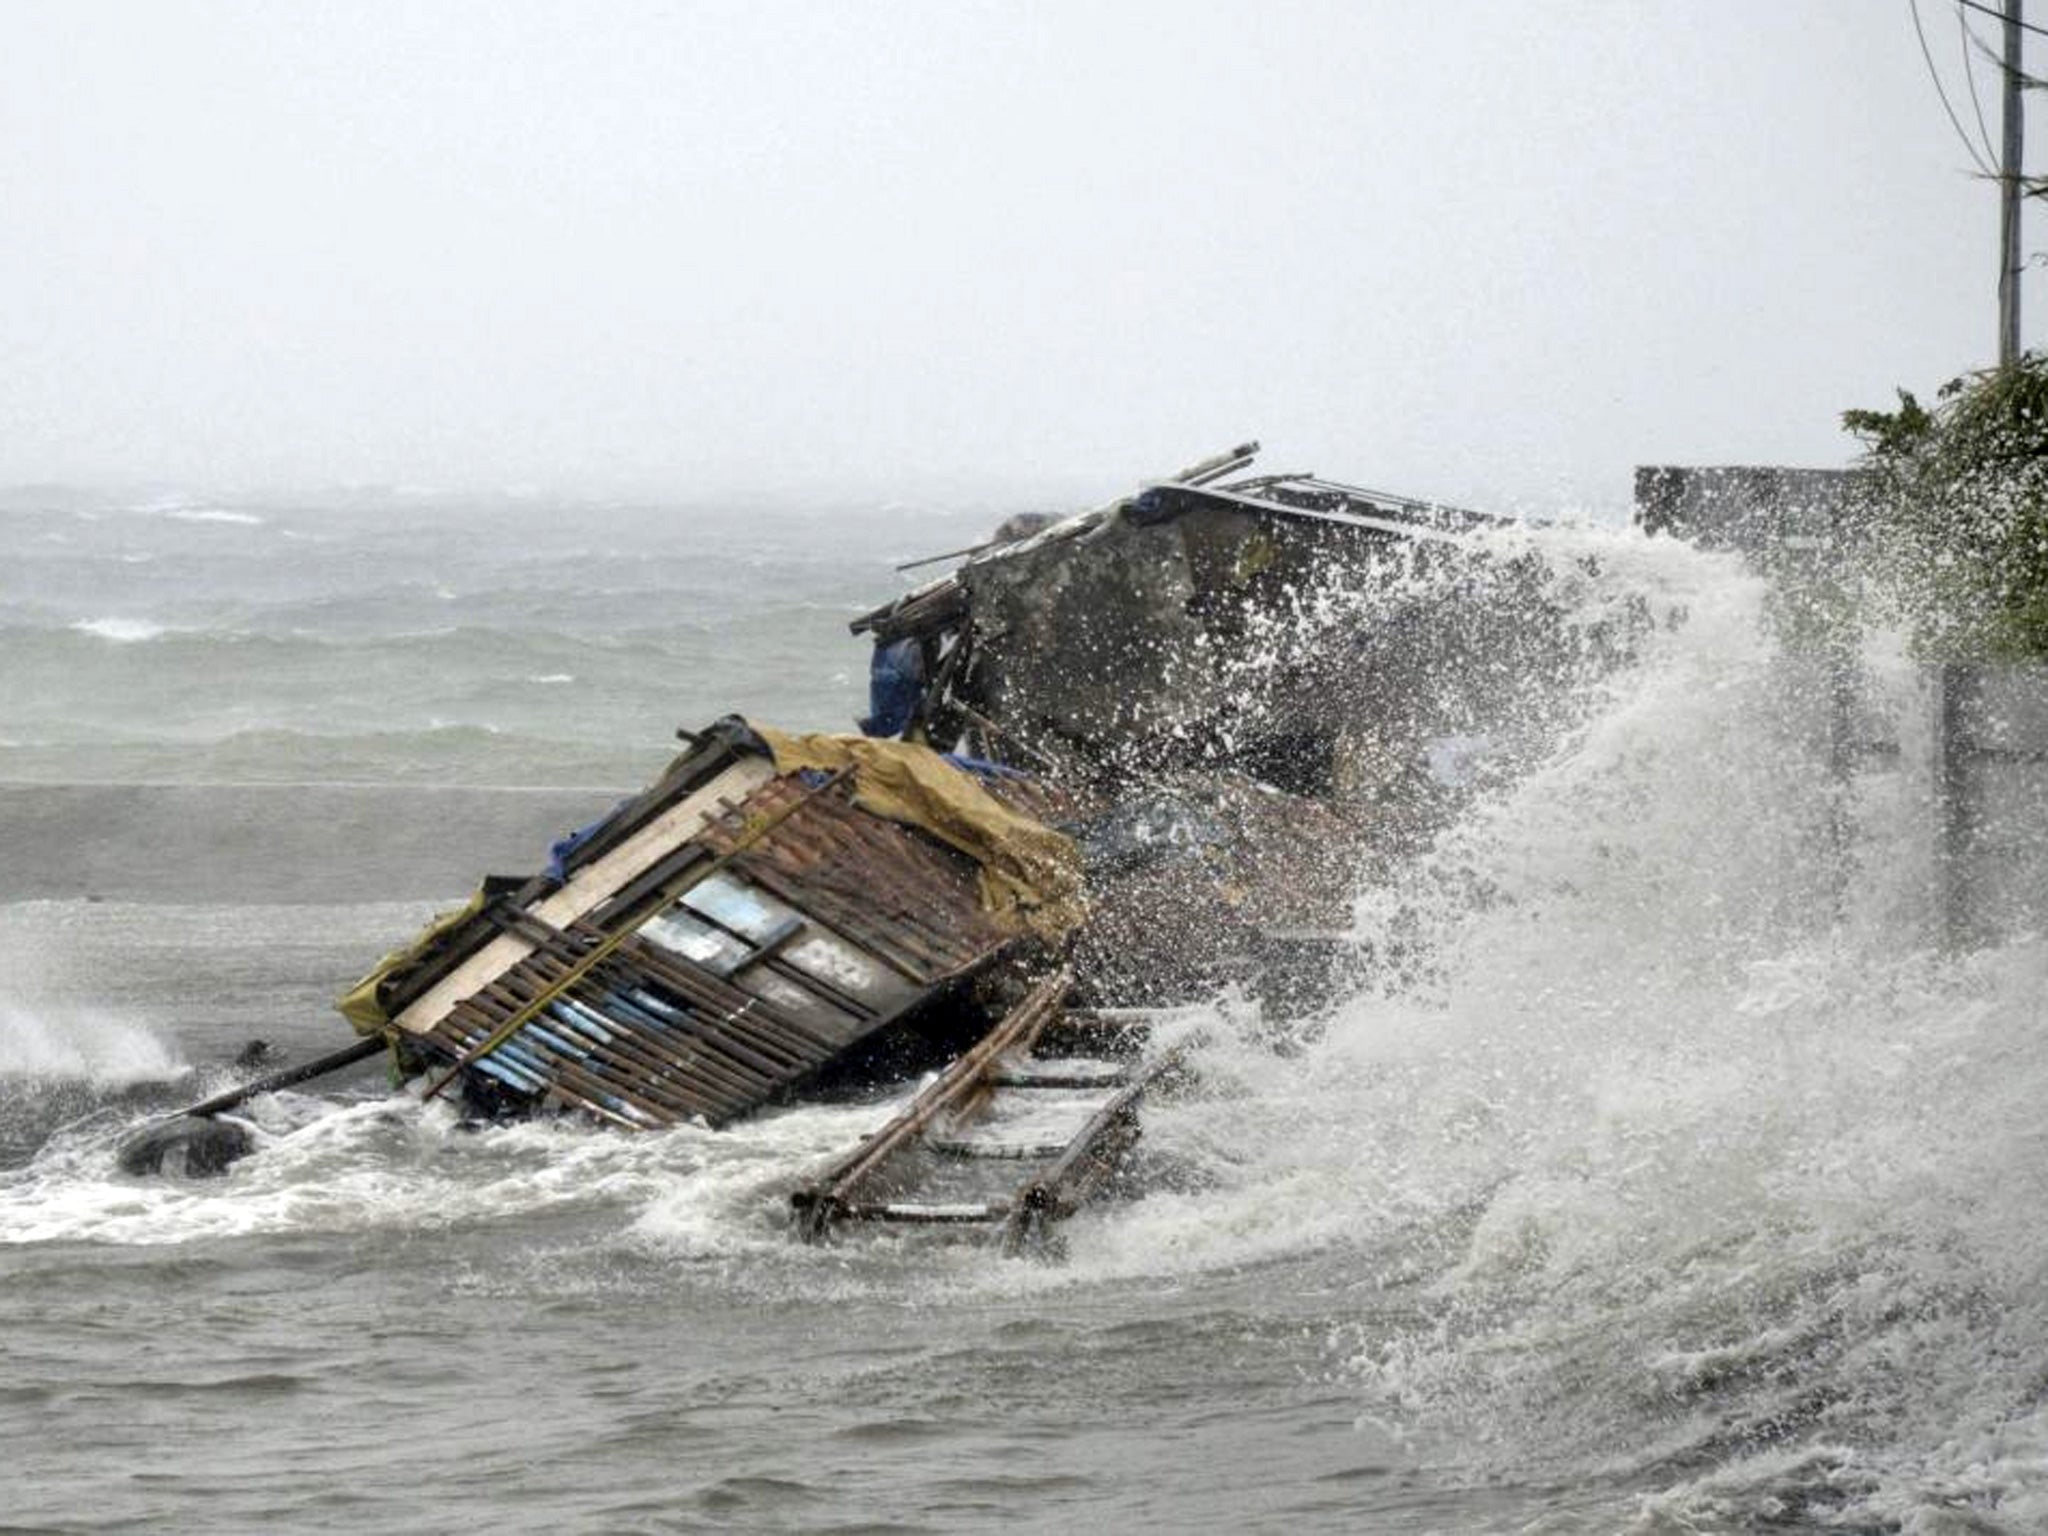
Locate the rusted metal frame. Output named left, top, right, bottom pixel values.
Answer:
left=824, top=835, right=984, bottom=953
left=787, top=778, right=973, bottom=872
left=433, top=1005, right=649, bottom=1130
left=417, top=768, right=852, bottom=1105
left=999, top=1048, right=1185, bottom=1256
left=791, top=967, right=1070, bottom=1240
left=820, top=794, right=993, bottom=913
left=499, top=953, right=770, bottom=1113
left=679, top=819, right=921, bottom=974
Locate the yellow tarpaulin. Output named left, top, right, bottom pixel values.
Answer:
left=748, top=724, right=1085, bottom=941
left=335, top=886, right=491, bottom=1034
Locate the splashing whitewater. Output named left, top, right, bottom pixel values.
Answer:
left=1085, top=524, right=2048, bottom=1528
left=2, top=521, right=2044, bottom=1527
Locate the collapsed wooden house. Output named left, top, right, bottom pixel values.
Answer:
left=335, top=718, right=1084, bottom=1130
left=150, top=442, right=1618, bottom=1247
left=325, top=716, right=1186, bottom=1248
left=328, top=445, right=1563, bottom=1130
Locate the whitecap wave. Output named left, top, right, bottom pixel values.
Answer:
left=69, top=616, right=167, bottom=643
left=164, top=508, right=265, bottom=527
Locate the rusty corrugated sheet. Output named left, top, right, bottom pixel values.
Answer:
left=692, top=773, right=1010, bottom=985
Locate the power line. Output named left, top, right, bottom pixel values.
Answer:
left=1956, top=0, right=2048, bottom=43
left=1961, top=8, right=2002, bottom=165
left=1914, top=0, right=1998, bottom=175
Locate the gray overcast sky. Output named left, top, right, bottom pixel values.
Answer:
left=0, top=2, right=2032, bottom=512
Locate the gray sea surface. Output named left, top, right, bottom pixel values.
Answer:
left=4, top=492, right=2047, bottom=1532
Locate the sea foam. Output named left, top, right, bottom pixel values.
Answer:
left=164, top=508, right=265, bottom=527
left=68, top=616, right=167, bottom=643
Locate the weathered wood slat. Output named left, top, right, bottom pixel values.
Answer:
left=394, top=757, right=777, bottom=1036
left=793, top=999, right=1182, bottom=1256
left=791, top=970, right=1070, bottom=1238
left=1000, top=1048, right=1187, bottom=1257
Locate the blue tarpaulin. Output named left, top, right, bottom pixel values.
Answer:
left=858, top=638, right=926, bottom=737
left=547, top=797, right=633, bottom=882
left=944, top=753, right=1030, bottom=780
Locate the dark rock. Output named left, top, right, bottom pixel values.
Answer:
left=116, top=1116, right=257, bottom=1178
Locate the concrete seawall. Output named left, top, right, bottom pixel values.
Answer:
left=0, top=782, right=627, bottom=905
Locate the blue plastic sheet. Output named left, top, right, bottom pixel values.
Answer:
left=858, top=638, right=926, bottom=737
left=546, top=797, right=633, bottom=882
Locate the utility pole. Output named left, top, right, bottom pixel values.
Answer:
left=2000, top=0, right=2025, bottom=367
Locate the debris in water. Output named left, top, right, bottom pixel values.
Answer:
left=152, top=443, right=1634, bottom=1250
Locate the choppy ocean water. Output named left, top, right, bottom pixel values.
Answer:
left=0, top=487, right=982, bottom=786
left=2, top=489, right=2046, bottom=1533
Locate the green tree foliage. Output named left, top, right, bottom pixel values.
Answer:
left=1845, top=355, right=2048, bottom=658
